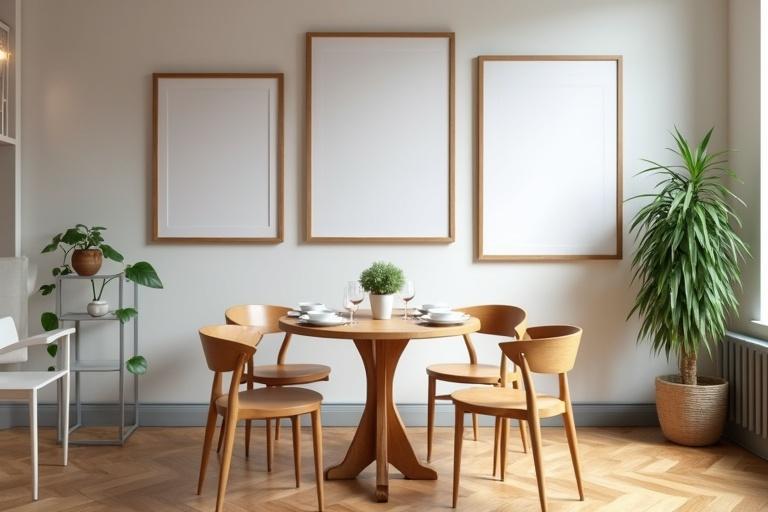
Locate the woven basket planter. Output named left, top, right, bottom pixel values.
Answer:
left=655, top=375, right=728, bottom=446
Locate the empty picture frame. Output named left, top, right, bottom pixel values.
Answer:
left=306, top=32, right=455, bottom=242
left=477, top=56, right=623, bottom=261
left=153, top=73, right=283, bottom=242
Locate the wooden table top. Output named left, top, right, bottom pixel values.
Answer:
left=279, top=310, right=480, bottom=340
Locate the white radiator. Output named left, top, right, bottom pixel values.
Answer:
left=721, top=332, right=768, bottom=439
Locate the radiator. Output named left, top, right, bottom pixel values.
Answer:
left=721, top=332, right=768, bottom=439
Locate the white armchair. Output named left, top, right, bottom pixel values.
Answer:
left=0, top=316, right=74, bottom=500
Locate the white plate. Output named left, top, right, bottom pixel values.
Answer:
left=419, top=314, right=470, bottom=325
left=290, top=308, right=335, bottom=316
left=298, top=315, right=347, bottom=327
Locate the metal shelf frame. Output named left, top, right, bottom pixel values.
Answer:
left=55, top=272, right=140, bottom=446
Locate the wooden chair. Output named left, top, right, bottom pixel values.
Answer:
left=197, top=324, right=324, bottom=512
left=451, top=325, right=584, bottom=511
left=221, top=304, right=331, bottom=470
left=426, top=304, right=528, bottom=474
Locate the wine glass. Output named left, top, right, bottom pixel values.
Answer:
left=344, top=281, right=365, bottom=324
left=400, top=280, right=415, bottom=319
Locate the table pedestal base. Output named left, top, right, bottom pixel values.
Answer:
left=325, top=339, right=437, bottom=502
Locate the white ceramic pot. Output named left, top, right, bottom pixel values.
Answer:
left=87, top=300, right=109, bottom=317
left=369, top=294, right=394, bottom=320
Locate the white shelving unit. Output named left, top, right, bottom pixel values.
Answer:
left=0, top=0, right=18, bottom=257
left=56, top=272, right=140, bottom=445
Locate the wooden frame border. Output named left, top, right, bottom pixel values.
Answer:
left=476, top=55, right=623, bottom=261
left=305, top=32, right=455, bottom=243
left=152, top=72, right=284, bottom=244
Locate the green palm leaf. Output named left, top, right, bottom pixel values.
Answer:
left=628, top=128, right=749, bottom=384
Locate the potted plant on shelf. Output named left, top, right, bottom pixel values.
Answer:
left=629, top=127, right=749, bottom=446
left=360, top=261, right=405, bottom=320
left=42, top=224, right=122, bottom=276
left=38, top=224, right=163, bottom=375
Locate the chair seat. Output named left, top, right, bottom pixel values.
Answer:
left=240, top=363, right=331, bottom=386
left=0, top=370, right=67, bottom=391
left=427, top=363, right=519, bottom=385
left=216, top=386, right=323, bottom=419
left=451, top=386, right=565, bottom=419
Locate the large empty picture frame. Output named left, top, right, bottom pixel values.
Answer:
left=306, top=32, right=454, bottom=242
left=477, top=56, right=623, bottom=260
left=153, top=73, right=283, bottom=242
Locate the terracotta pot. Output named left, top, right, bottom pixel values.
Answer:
left=71, top=249, right=103, bottom=276
left=655, top=375, right=728, bottom=446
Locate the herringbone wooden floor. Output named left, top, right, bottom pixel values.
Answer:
left=0, top=426, right=766, bottom=511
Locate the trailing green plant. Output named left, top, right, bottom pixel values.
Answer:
left=359, top=261, right=405, bottom=295
left=38, top=224, right=163, bottom=375
left=628, top=128, right=749, bottom=386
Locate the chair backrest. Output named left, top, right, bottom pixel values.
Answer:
left=454, top=305, right=527, bottom=366
left=199, top=324, right=261, bottom=373
left=225, top=304, right=294, bottom=364
left=499, top=325, right=582, bottom=375
left=0, top=316, right=26, bottom=365
left=458, top=305, right=527, bottom=339
left=224, top=305, right=291, bottom=334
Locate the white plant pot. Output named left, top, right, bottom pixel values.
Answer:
left=370, top=294, right=394, bottom=320
left=87, top=300, right=109, bottom=317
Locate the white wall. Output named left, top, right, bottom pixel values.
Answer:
left=20, top=0, right=728, bottom=405
left=729, top=0, right=762, bottom=339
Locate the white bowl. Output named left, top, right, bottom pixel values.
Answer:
left=298, top=302, right=325, bottom=312
left=421, top=303, right=448, bottom=312
left=305, top=310, right=337, bottom=322
left=428, top=308, right=463, bottom=321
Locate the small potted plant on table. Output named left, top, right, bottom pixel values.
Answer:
left=629, top=128, right=749, bottom=446
left=360, top=261, right=405, bottom=320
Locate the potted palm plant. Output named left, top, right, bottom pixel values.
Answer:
left=360, top=261, right=405, bottom=320
left=629, top=128, right=749, bottom=446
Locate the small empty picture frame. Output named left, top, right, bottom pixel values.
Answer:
left=153, top=73, right=283, bottom=243
left=477, top=56, right=623, bottom=261
left=306, top=32, right=455, bottom=243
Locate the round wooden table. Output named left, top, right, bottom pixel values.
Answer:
left=279, top=311, right=480, bottom=503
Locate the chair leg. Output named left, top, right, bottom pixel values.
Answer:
left=519, top=419, right=529, bottom=453
left=563, top=409, right=584, bottom=500
left=528, top=415, right=547, bottom=512
left=427, top=376, right=436, bottom=462
left=472, top=413, right=479, bottom=442
left=499, top=418, right=509, bottom=481
left=215, top=410, right=238, bottom=512
left=197, top=403, right=219, bottom=495
left=291, top=416, right=301, bottom=488
left=245, top=420, right=252, bottom=458
left=311, top=409, right=325, bottom=512
left=56, top=379, right=62, bottom=444
left=216, top=416, right=226, bottom=453
left=452, top=406, right=464, bottom=508
left=266, top=418, right=273, bottom=472
left=29, top=389, right=38, bottom=501
left=512, top=380, right=529, bottom=453
left=492, top=416, right=501, bottom=477
left=62, top=373, right=69, bottom=467
left=276, top=417, right=281, bottom=440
